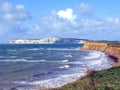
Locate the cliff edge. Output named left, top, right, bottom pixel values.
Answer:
left=81, top=41, right=120, bottom=66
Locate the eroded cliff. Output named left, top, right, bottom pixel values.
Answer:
left=81, top=41, right=120, bottom=66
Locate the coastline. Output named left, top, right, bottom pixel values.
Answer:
left=41, top=42, right=120, bottom=90
left=36, top=41, right=120, bottom=90
left=80, top=41, right=120, bottom=66
left=48, top=66, right=120, bottom=90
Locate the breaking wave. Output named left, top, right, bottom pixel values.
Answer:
left=13, top=51, right=112, bottom=90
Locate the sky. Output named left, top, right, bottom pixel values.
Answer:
left=0, top=0, right=120, bottom=43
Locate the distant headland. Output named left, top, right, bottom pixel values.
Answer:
left=8, top=37, right=87, bottom=44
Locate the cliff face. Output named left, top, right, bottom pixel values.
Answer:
left=9, top=38, right=60, bottom=44
left=81, top=41, right=120, bottom=66
left=104, top=46, right=120, bottom=61
left=81, top=42, right=108, bottom=51
left=9, top=38, right=86, bottom=44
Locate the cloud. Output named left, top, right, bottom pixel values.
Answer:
left=0, top=0, right=31, bottom=42
left=77, top=3, right=92, bottom=15
left=0, top=1, right=13, bottom=13
left=0, top=1, right=31, bottom=21
left=28, top=9, right=120, bottom=41
left=57, top=8, right=77, bottom=21
left=16, top=4, right=25, bottom=10
left=0, top=1, right=120, bottom=42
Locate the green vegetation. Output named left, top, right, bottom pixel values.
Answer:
left=98, top=41, right=120, bottom=46
left=54, top=66, right=120, bottom=90
left=108, top=42, right=120, bottom=46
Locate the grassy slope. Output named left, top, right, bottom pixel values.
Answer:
left=55, top=66, right=120, bottom=90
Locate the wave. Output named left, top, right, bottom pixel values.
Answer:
left=43, top=59, right=69, bottom=63
left=84, top=51, right=105, bottom=59
left=61, top=60, right=69, bottom=63
left=64, top=55, right=72, bottom=57
left=59, top=65, right=70, bottom=69
left=13, top=50, right=112, bottom=89
left=24, top=48, right=44, bottom=51
left=14, top=72, right=86, bottom=89
left=86, top=59, right=102, bottom=66
left=0, top=59, right=69, bottom=63
left=0, top=59, right=46, bottom=62
left=1, top=49, right=113, bottom=90
left=47, top=48, right=80, bottom=51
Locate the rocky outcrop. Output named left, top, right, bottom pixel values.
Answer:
left=81, top=41, right=120, bottom=66
left=9, top=37, right=86, bottom=44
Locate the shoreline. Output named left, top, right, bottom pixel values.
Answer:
left=49, top=66, right=120, bottom=90
left=35, top=54, right=115, bottom=90
left=36, top=41, right=120, bottom=90
left=36, top=66, right=116, bottom=90
left=81, top=41, right=120, bottom=66
left=35, top=70, right=95, bottom=90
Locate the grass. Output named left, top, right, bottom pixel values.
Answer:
left=49, top=66, right=120, bottom=90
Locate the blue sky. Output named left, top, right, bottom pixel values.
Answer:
left=0, top=0, right=120, bottom=43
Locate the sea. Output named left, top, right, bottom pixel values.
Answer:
left=0, top=44, right=113, bottom=90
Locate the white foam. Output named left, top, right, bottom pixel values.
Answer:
left=47, top=48, right=80, bottom=51
left=88, top=60, right=102, bottom=66
left=25, top=48, right=44, bottom=51
left=83, top=52, right=108, bottom=67
left=0, top=59, right=70, bottom=63
left=15, top=72, right=86, bottom=89
left=13, top=50, right=112, bottom=90
left=61, top=60, right=69, bottom=63
left=84, top=51, right=102, bottom=59
left=64, top=55, right=72, bottom=57
left=44, top=59, right=69, bottom=63
left=40, top=60, right=46, bottom=62
left=59, top=65, right=70, bottom=69
left=0, top=59, right=46, bottom=62
left=67, top=61, right=83, bottom=65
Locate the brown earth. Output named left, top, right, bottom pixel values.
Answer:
left=81, top=41, right=120, bottom=66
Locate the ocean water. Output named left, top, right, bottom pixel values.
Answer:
left=0, top=44, right=113, bottom=90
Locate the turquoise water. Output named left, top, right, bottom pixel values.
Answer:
left=0, top=44, right=112, bottom=90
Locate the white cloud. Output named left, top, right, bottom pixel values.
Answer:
left=16, top=5, right=25, bottom=10
left=29, top=9, right=120, bottom=41
left=0, top=1, right=13, bottom=13
left=57, top=8, right=77, bottom=21
left=78, top=3, right=92, bottom=15
left=0, top=1, right=31, bottom=21
left=0, top=1, right=120, bottom=42
left=0, top=1, right=31, bottom=42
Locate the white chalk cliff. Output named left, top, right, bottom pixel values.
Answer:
left=9, top=37, right=86, bottom=44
